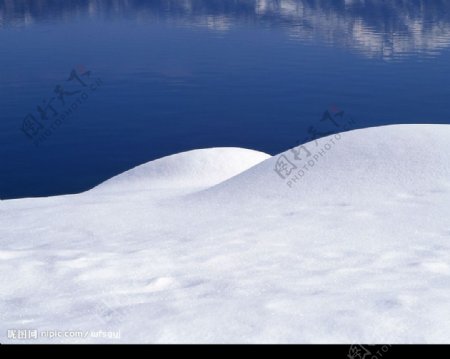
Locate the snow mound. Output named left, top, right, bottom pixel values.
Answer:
left=94, top=147, right=270, bottom=193
left=1, top=124, right=450, bottom=344
left=197, top=124, right=450, bottom=203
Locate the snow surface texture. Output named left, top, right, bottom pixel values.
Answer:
left=1, top=125, right=450, bottom=344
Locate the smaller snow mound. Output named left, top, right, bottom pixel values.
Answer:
left=93, top=147, right=270, bottom=193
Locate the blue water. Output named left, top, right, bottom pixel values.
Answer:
left=1, top=0, right=450, bottom=199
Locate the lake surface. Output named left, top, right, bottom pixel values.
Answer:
left=1, top=0, right=450, bottom=199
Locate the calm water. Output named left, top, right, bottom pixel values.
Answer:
left=1, top=0, right=450, bottom=199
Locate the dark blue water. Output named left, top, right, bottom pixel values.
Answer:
left=1, top=0, right=450, bottom=199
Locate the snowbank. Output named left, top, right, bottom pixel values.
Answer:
left=1, top=124, right=449, bottom=344
left=94, top=147, right=270, bottom=193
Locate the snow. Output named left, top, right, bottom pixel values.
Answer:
left=94, top=147, right=271, bottom=193
left=1, top=124, right=450, bottom=343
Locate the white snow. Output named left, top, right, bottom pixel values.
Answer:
left=94, top=147, right=271, bottom=193
left=1, top=124, right=450, bottom=343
